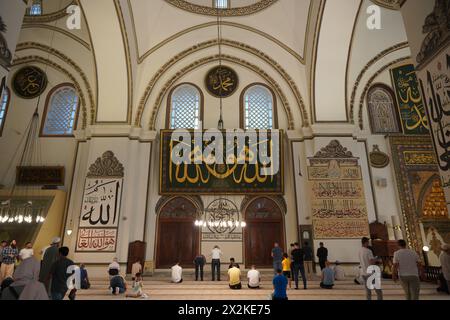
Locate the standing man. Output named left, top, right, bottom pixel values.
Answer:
left=392, top=239, right=423, bottom=300
left=291, top=242, right=307, bottom=290
left=0, top=240, right=7, bottom=268
left=439, top=244, right=450, bottom=294
left=211, top=245, right=222, bottom=281
left=359, top=237, right=383, bottom=300
left=317, top=242, right=328, bottom=270
left=303, top=242, right=314, bottom=280
left=0, top=240, right=18, bottom=282
left=48, top=247, right=75, bottom=300
left=271, top=242, right=283, bottom=275
left=39, top=237, right=60, bottom=295
left=193, top=253, right=206, bottom=281
left=19, top=242, right=34, bottom=261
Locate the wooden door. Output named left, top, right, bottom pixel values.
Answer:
left=244, top=197, right=284, bottom=268
left=156, top=197, right=199, bottom=268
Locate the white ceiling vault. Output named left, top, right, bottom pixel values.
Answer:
left=12, top=0, right=412, bottom=132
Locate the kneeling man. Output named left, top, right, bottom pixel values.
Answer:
left=228, top=263, right=241, bottom=290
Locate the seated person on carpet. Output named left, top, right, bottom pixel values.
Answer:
left=247, top=265, right=261, bottom=289
left=282, top=253, right=292, bottom=289
left=109, top=269, right=127, bottom=295
left=126, top=273, right=146, bottom=298
left=228, top=263, right=242, bottom=290
left=228, top=258, right=240, bottom=269
left=333, top=261, right=346, bottom=281
left=320, top=261, right=335, bottom=289
left=171, top=262, right=183, bottom=284
left=272, top=269, right=288, bottom=300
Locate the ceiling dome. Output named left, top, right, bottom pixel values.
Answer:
left=164, top=0, right=278, bottom=16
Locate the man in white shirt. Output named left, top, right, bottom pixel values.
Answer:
left=358, top=237, right=383, bottom=300
left=19, top=242, right=34, bottom=260
left=171, top=262, right=183, bottom=283
left=108, top=257, right=120, bottom=276
left=333, top=261, right=345, bottom=281
left=440, top=244, right=450, bottom=293
left=210, top=245, right=222, bottom=281
left=247, top=265, right=261, bottom=289
left=131, top=260, right=142, bottom=280
left=392, top=239, right=423, bottom=300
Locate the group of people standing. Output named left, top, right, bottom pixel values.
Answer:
left=0, top=237, right=89, bottom=300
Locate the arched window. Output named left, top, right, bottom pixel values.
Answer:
left=41, top=84, right=79, bottom=137
left=214, top=0, right=229, bottom=9
left=367, top=83, right=401, bottom=134
left=241, top=84, right=277, bottom=129
left=167, top=83, right=203, bottom=129
left=0, top=86, right=10, bottom=136
left=28, top=0, right=42, bottom=16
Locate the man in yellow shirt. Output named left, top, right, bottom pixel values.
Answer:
left=228, top=264, right=242, bottom=289
left=282, top=253, right=292, bottom=289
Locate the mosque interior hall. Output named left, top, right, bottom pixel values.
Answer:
left=0, top=0, right=449, bottom=301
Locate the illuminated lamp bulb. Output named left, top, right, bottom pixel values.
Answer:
left=423, top=246, right=430, bottom=252
left=66, top=229, right=73, bottom=236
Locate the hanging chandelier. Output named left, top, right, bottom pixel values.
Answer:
left=195, top=198, right=246, bottom=229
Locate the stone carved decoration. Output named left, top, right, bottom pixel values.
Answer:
left=164, top=0, right=278, bottom=16
left=367, top=84, right=401, bottom=134
left=370, top=0, right=406, bottom=10
left=156, top=195, right=203, bottom=216
left=241, top=195, right=287, bottom=217
left=159, top=196, right=201, bottom=219
left=369, top=145, right=390, bottom=168
left=87, top=151, right=124, bottom=178
left=416, top=0, right=450, bottom=68
left=313, top=140, right=354, bottom=159
left=0, top=16, right=12, bottom=69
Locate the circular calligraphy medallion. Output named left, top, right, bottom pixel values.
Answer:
left=205, top=198, right=240, bottom=234
left=369, top=145, right=390, bottom=168
left=12, top=66, right=48, bottom=99
left=205, top=65, right=239, bottom=98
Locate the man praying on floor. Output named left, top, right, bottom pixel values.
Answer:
left=171, top=262, right=183, bottom=284
left=320, top=261, right=334, bottom=289
left=247, top=265, right=261, bottom=289
left=228, top=263, right=241, bottom=290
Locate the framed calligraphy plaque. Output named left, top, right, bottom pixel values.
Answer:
left=390, top=64, right=429, bottom=135
left=205, top=65, right=239, bottom=98
left=12, top=66, right=48, bottom=99
left=76, top=228, right=117, bottom=252
left=80, top=178, right=123, bottom=228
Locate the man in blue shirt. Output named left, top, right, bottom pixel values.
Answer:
left=272, top=269, right=288, bottom=300
left=320, top=261, right=334, bottom=289
left=271, top=242, right=283, bottom=275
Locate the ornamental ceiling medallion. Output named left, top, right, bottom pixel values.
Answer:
left=370, top=0, right=406, bottom=10
left=205, top=65, right=239, bottom=98
left=164, top=0, right=278, bottom=16
left=12, top=66, right=48, bottom=99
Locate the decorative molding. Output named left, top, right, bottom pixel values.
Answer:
left=369, top=0, right=406, bottom=10
left=87, top=151, right=124, bottom=178
left=164, top=0, right=278, bottom=16
left=23, top=2, right=74, bottom=23
left=358, top=56, right=411, bottom=129
left=12, top=55, right=88, bottom=128
left=156, top=195, right=204, bottom=216
left=135, top=39, right=309, bottom=129
left=349, top=42, right=409, bottom=124
left=416, top=0, right=450, bottom=69
left=21, top=24, right=91, bottom=50
left=313, top=140, right=354, bottom=158
left=241, top=195, right=287, bottom=216
left=16, top=42, right=95, bottom=125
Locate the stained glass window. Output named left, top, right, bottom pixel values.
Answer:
left=42, top=86, right=79, bottom=136
left=243, top=85, right=274, bottom=129
left=28, top=0, right=42, bottom=16
left=214, top=0, right=229, bottom=9
left=0, top=87, right=9, bottom=135
left=169, top=84, right=201, bottom=129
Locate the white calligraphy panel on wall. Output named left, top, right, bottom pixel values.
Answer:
left=76, top=151, right=124, bottom=253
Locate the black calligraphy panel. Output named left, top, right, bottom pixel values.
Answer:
left=205, top=65, right=239, bottom=98
left=12, top=66, right=48, bottom=99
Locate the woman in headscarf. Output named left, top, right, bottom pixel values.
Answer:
left=1, top=256, right=48, bottom=300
